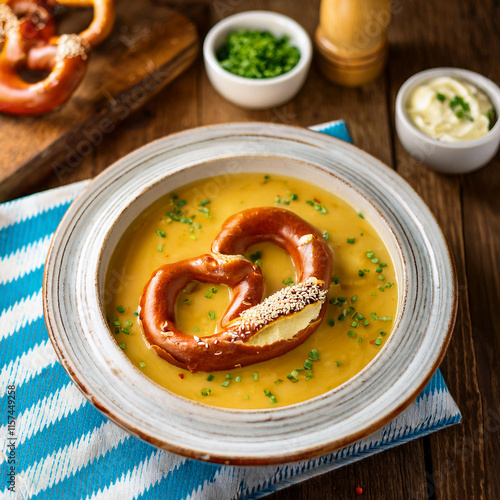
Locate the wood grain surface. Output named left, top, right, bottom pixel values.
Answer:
left=3, top=0, right=499, bottom=498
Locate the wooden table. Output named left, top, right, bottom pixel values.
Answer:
left=5, top=0, right=499, bottom=498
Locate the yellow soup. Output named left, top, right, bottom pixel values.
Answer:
left=105, top=173, right=398, bottom=409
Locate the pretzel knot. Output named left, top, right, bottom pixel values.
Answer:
left=140, top=207, right=334, bottom=372
left=0, top=0, right=115, bottom=115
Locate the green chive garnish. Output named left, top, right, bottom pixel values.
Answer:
left=347, top=238, right=355, bottom=244
left=156, top=229, right=166, bottom=238
left=348, top=330, right=356, bottom=338
left=235, top=376, right=242, bottom=382
left=253, top=372, right=259, bottom=381
left=309, top=349, right=320, bottom=360
left=290, top=194, right=298, bottom=200
left=139, top=361, right=146, bottom=368
left=117, top=305, right=125, bottom=313
left=208, top=311, right=216, bottom=320
left=328, top=319, right=335, bottom=327
left=366, top=251, right=374, bottom=259
left=119, top=342, right=126, bottom=349
left=436, top=92, right=446, bottom=102
left=358, top=270, right=365, bottom=277
left=221, top=380, right=230, bottom=387
left=201, top=388, right=212, bottom=396
left=207, top=374, right=214, bottom=381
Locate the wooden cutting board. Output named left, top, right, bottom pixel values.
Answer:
left=0, top=1, right=200, bottom=201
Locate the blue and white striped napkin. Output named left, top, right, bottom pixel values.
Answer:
left=0, top=121, right=461, bottom=499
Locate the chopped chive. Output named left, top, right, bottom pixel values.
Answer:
left=286, top=374, right=299, bottom=383
left=338, top=312, right=346, bottom=321
left=378, top=286, right=385, bottom=292
left=306, top=200, right=314, bottom=206
left=184, top=299, right=191, bottom=305
left=347, top=306, right=355, bottom=315
left=379, top=316, right=392, bottom=321
left=355, top=313, right=364, bottom=321
left=125, top=320, right=133, bottom=328
left=328, top=319, right=335, bottom=327
left=193, top=326, right=200, bottom=332
left=283, top=199, right=290, bottom=205
left=275, top=197, right=281, bottom=203
left=323, top=231, right=329, bottom=240
left=263, top=175, right=270, bottom=184
left=208, top=311, right=216, bottom=320
left=351, top=295, right=358, bottom=303
left=282, top=277, right=294, bottom=286
left=363, top=319, right=370, bottom=327
left=371, top=257, right=379, bottom=264
left=176, top=200, right=187, bottom=207
left=436, top=92, right=446, bottom=102
left=201, top=388, right=212, bottom=396
left=305, top=370, right=314, bottom=380
left=270, top=396, right=277, bottom=404
left=329, top=297, right=336, bottom=304
left=255, top=259, right=262, bottom=268
left=114, top=327, right=119, bottom=334
left=378, top=275, right=385, bottom=281
left=199, top=199, right=210, bottom=207
left=358, top=270, right=365, bottom=277
left=190, top=235, right=198, bottom=240
left=205, top=287, right=217, bottom=298
left=304, top=359, right=313, bottom=370
left=235, top=376, right=242, bottom=382
left=264, top=389, right=271, bottom=397
left=347, top=238, right=355, bottom=244
left=226, top=373, right=233, bottom=380
left=366, top=251, right=374, bottom=259
left=348, top=330, right=356, bottom=338
left=117, top=305, right=125, bottom=313
left=207, top=374, right=214, bottom=381
left=275, top=379, right=283, bottom=385
left=363, top=269, right=370, bottom=273
left=371, top=312, right=378, bottom=320
left=370, top=291, right=377, bottom=296
left=253, top=372, right=259, bottom=381
left=156, top=229, right=166, bottom=238
left=290, top=193, right=298, bottom=200
left=221, top=380, right=230, bottom=387
left=335, top=360, right=342, bottom=367
left=376, top=266, right=383, bottom=273
left=358, top=337, right=363, bottom=342
left=380, top=331, right=387, bottom=336
left=337, top=297, right=346, bottom=303
left=157, top=245, right=163, bottom=252
left=139, top=361, right=146, bottom=368
left=358, top=212, right=365, bottom=219
left=374, top=338, right=382, bottom=346
left=309, top=349, right=320, bottom=360
left=119, top=342, right=126, bottom=349
left=351, top=321, right=358, bottom=328
left=244, top=394, right=249, bottom=400
left=120, top=327, right=130, bottom=334
left=113, top=321, right=121, bottom=326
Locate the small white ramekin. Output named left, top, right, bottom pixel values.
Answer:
left=203, top=11, right=312, bottom=110
left=395, top=68, right=500, bottom=174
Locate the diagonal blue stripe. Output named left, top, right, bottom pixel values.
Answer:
left=29, top=432, right=151, bottom=500
left=0, top=317, right=48, bottom=367
left=0, top=202, right=70, bottom=258
left=10, top=398, right=106, bottom=478
left=0, top=362, right=71, bottom=417
left=0, top=266, right=44, bottom=313
left=136, top=458, right=221, bottom=500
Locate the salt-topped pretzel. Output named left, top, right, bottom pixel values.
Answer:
left=140, top=207, right=334, bottom=372
left=0, top=5, right=87, bottom=115
left=0, top=0, right=114, bottom=114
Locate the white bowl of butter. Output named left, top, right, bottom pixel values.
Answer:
left=396, top=68, right=500, bottom=174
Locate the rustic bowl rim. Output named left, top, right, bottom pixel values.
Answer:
left=43, top=122, right=457, bottom=465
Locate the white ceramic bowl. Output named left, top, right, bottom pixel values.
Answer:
left=44, top=123, right=457, bottom=465
left=203, top=11, right=312, bottom=109
left=395, top=67, right=500, bottom=174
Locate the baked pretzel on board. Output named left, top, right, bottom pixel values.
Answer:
left=140, top=207, right=334, bottom=372
left=0, top=0, right=114, bottom=115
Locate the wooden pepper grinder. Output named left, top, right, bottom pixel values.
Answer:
left=315, top=0, right=391, bottom=87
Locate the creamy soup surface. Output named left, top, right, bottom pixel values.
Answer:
left=105, top=173, right=398, bottom=409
